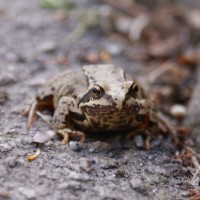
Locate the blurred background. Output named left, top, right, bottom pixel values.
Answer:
left=1, top=0, right=200, bottom=122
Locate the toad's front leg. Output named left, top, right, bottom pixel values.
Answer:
left=52, top=96, right=86, bottom=144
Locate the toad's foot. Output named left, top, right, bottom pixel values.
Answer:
left=56, top=128, right=85, bottom=145
left=124, top=130, right=155, bottom=150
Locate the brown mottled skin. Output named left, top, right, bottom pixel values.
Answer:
left=27, top=64, right=173, bottom=146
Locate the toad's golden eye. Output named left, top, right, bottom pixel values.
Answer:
left=130, top=84, right=139, bottom=96
left=91, top=85, right=101, bottom=97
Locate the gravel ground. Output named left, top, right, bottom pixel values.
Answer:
left=0, top=1, right=195, bottom=200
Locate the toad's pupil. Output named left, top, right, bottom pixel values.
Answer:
left=92, top=87, right=99, bottom=94
left=132, top=85, right=138, bottom=93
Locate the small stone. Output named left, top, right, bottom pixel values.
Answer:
left=78, top=52, right=99, bottom=64
left=180, top=191, right=190, bottom=197
left=7, top=129, right=19, bottom=135
left=129, top=14, right=149, bottom=41
left=58, top=181, right=81, bottom=190
left=16, top=55, right=27, bottom=63
left=105, top=43, right=123, bottom=56
left=130, top=176, right=144, bottom=189
left=18, top=187, right=36, bottom=199
left=134, top=135, right=144, bottom=148
left=47, top=171, right=60, bottom=180
left=146, top=174, right=160, bottom=185
left=79, top=157, right=93, bottom=172
left=122, top=158, right=128, bottom=165
left=169, top=178, right=181, bottom=186
left=69, top=172, right=90, bottom=182
left=68, top=141, right=82, bottom=152
left=0, top=89, right=8, bottom=104
left=100, top=157, right=119, bottom=169
left=5, top=156, right=17, bottom=168
left=11, top=105, right=24, bottom=114
left=147, top=165, right=167, bottom=176
left=115, top=169, right=126, bottom=178
left=0, top=190, right=11, bottom=200
left=185, top=9, right=200, bottom=30
left=115, top=16, right=132, bottom=34
left=44, top=140, right=54, bottom=147
left=33, top=130, right=56, bottom=144
left=0, top=143, right=12, bottom=152
left=89, top=141, right=110, bottom=153
left=150, top=135, right=163, bottom=148
left=159, top=86, right=173, bottom=98
left=39, top=170, right=47, bottom=177
left=170, top=104, right=186, bottom=118
left=19, top=137, right=33, bottom=145
left=0, top=74, right=17, bottom=86
left=38, top=41, right=57, bottom=53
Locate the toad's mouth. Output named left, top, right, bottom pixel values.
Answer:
left=83, top=103, right=140, bottom=114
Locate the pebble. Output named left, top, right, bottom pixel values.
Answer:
left=19, top=137, right=33, bottom=145
left=0, top=143, right=12, bottom=152
left=11, top=105, right=25, bottom=114
left=79, top=157, right=93, bottom=172
left=68, top=141, right=82, bottom=152
left=58, top=181, right=81, bottom=190
left=89, top=141, right=110, bottom=153
left=147, top=165, right=167, bottom=176
left=146, top=174, right=160, bottom=185
left=0, top=89, right=8, bottom=104
left=69, top=172, right=90, bottom=182
left=105, top=43, right=123, bottom=56
left=38, top=41, right=57, bottom=53
left=130, top=176, right=144, bottom=189
left=129, top=14, right=149, bottom=41
left=18, top=187, right=36, bottom=199
left=169, top=178, right=181, bottom=186
left=6, top=129, right=19, bottom=135
left=170, top=104, right=186, bottom=118
left=39, top=170, right=47, bottom=177
left=0, top=190, right=11, bottom=200
left=134, top=135, right=144, bottom=148
left=115, top=169, right=126, bottom=178
left=4, top=156, right=17, bottom=168
left=0, top=74, right=17, bottom=86
left=100, top=157, right=119, bottom=169
left=33, top=130, right=56, bottom=144
left=115, top=16, right=132, bottom=34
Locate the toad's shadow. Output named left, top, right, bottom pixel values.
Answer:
left=63, top=131, right=174, bottom=157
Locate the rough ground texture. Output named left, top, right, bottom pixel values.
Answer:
left=0, top=1, right=198, bottom=200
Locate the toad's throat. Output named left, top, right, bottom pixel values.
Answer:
left=83, top=103, right=140, bottom=114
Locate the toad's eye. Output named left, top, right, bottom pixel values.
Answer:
left=91, top=85, right=101, bottom=97
left=130, top=84, right=139, bottom=96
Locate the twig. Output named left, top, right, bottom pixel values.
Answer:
left=185, top=146, right=200, bottom=161
left=36, top=111, right=53, bottom=128
left=102, top=0, right=149, bottom=17
left=147, top=62, right=174, bottom=84
left=191, top=156, right=200, bottom=185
